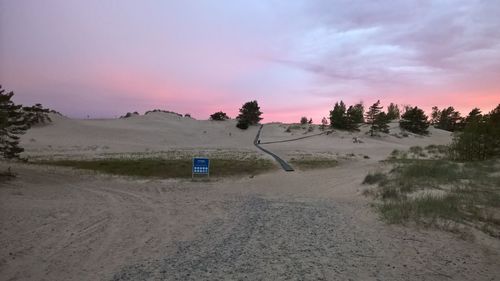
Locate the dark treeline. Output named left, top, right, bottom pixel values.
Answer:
left=327, top=99, right=500, bottom=161
left=2, top=84, right=498, bottom=162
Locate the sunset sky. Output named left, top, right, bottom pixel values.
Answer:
left=1, top=0, right=499, bottom=122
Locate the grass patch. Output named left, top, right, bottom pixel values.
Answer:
left=40, top=158, right=277, bottom=178
left=363, top=172, right=387, bottom=185
left=289, top=159, right=338, bottom=170
left=365, top=149, right=500, bottom=238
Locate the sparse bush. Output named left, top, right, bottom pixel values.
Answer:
left=409, top=146, right=423, bottom=155
left=320, top=117, right=328, bottom=130
left=363, top=172, right=387, bottom=185
left=120, top=112, right=139, bottom=118
left=366, top=157, right=500, bottom=237
left=210, top=111, right=229, bottom=121
left=184, top=113, right=191, bottom=118
left=144, top=109, right=183, bottom=117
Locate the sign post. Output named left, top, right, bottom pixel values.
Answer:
left=192, top=157, right=210, bottom=179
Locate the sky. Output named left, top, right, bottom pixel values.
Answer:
left=0, top=0, right=499, bottom=122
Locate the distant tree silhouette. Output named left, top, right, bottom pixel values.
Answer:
left=386, top=103, right=400, bottom=120
left=366, top=100, right=388, bottom=136
left=464, top=108, right=482, bottom=125
left=399, top=106, right=430, bottom=135
left=23, top=103, right=52, bottom=125
left=349, top=103, right=364, bottom=124
left=320, top=117, right=328, bottom=130
left=374, top=112, right=390, bottom=134
left=329, top=101, right=362, bottom=131
left=435, top=106, right=463, bottom=131
left=0, top=86, right=30, bottom=159
left=430, top=106, right=440, bottom=125
left=236, top=100, right=262, bottom=129
left=210, top=111, right=229, bottom=121
left=345, top=105, right=361, bottom=131
left=300, top=116, right=308, bottom=125
left=329, top=101, right=347, bottom=130
left=236, top=119, right=249, bottom=129
left=450, top=104, right=500, bottom=161
left=308, top=118, right=313, bottom=124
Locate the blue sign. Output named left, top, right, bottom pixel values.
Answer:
left=192, top=157, right=210, bottom=175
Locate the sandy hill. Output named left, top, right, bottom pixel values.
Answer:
left=21, top=112, right=259, bottom=159
left=20, top=113, right=452, bottom=161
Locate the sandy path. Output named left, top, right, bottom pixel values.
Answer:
left=1, top=161, right=500, bottom=281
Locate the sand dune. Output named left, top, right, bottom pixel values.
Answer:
left=3, top=114, right=499, bottom=281
left=21, top=113, right=451, bottom=162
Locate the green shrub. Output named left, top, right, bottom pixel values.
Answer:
left=363, top=172, right=387, bottom=185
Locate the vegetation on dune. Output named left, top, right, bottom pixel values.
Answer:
left=0, top=86, right=30, bottom=159
left=210, top=111, right=230, bottom=121
left=329, top=100, right=364, bottom=131
left=144, top=109, right=183, bottom=117
left=297, top=117, right=313, bottom=125
left=363, top=143, right=500, bottom=238
left=289, top=158, right=338, bottom=170
left=236, top=100, right=262, bottom=130
left=386, top=103, right=400, bottom=121
left=449, top=104, right=500, bottom=161
left=365, top=100, right=390, bottom=136
left=23, top=103, right=52, bottom=125
left=120, top=112, right=139, bottom=118
left=319, top=117, right=329, bottom=131
left=399, top=106, right=430, bottom=135
left=0, top=86, right=53, bottom=169
left=431, top=106, right=463, bottom=132
left=40, top=158, right=277, bottom=178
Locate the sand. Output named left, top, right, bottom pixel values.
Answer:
left=1, top=113, right=499, bottom=280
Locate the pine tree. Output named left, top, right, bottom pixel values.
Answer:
left=399, top=106, right=430, bottom=135
left=236, top=100, right=262, bottom=129
left=465, top=108, right=482, bottom=124
left=436, top=106, right=463, bottom=131
left=350, top=103, right=364, bottom=124
left=320, top=117, right=328, bottom=131
left=374, top=112, right=390, bottom=133
left=23, top=103, right=52, bottom=125
left=450, top=105, right=500, bottom=161
left=329, top=101, right=347, bottom=129
left=0, top=86, right=30, bottom=159
left=386, top=103, right=400, bottom=120
left=345, top=105, right=360, bottom=131
left=366, top=100, right=383, bottom=136
left=430, top=106, right=440, bottom=125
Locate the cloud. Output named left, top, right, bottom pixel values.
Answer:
left=0, top=0, right=498, bottom=120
